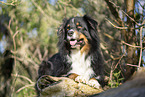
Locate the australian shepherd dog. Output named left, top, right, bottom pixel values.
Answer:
left=38, top=15, right=104, bottom=89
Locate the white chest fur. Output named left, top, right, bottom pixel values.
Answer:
left=67, top=51, right=95, bottom=81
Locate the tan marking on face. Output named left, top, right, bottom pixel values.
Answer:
left=76, top=22, right=79, bottom=25
left=79, top=33, right=90, bottom=54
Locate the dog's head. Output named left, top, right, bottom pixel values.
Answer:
left=58, top=15, right=99, bottom=55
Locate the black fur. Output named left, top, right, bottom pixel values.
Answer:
left=38, top=15, right=104, bottom=87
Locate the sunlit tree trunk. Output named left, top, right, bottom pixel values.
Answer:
left=124, top=0, right=137, bottom=80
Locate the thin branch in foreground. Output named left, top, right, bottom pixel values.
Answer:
left=126, top=64, right=139, bottom=68
left=12, top=74, right=34, bottom=84
left=16, top=83, right=35, bottom=93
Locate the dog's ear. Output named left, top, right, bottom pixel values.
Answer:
left=83, top=15, right=100, bottom=48
left=57, top=18, right=68, bottom=38
left=62, top=18, right=67, bottom=24
left=57, top=18, right=69, bottom=55
left=83, top=15, right=98, bottom=30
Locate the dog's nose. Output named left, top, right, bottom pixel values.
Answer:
left=68, top=30, right=74, bottom=36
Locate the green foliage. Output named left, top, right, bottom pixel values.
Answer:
left=108, top=71, right=124, bottom=88
left=15, top=87, right=36, bottom=97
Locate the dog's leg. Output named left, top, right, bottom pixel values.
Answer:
left=68, top=73, right=79, bottom=80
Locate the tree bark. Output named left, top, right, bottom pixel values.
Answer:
left=36, top=75, right=103, bottom=97
left=124, top=0, right=137, bottom=80
left=104, top=0, right=137, bottom=80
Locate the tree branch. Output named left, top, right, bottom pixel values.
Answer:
left=105, top=18, right=128, bottom=30
left=138, top=20, right=145, bottom=69
left=103, top=33, right=145, bottom=49
left=31, top=0, right=60, bottom=24
left=126, top=64, right=140, bottom=68
left=16, top=83, right=35, bottom=93
left=12, top=74, right=34, bottom=84
left=104, top=0, right=123, bottom=26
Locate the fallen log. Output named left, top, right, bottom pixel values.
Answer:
left=36, top=68, right=145, bottom=97
left=36, top=75, right=103, bottom=97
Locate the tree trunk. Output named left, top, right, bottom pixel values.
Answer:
left=124, top=0, right=137, bottom=80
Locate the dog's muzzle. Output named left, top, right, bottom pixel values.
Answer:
left=67, top=30, right=85, bottom=49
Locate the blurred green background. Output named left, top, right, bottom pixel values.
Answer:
left=0, top=0, right=145, bottom=96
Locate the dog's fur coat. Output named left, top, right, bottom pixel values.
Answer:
left=38, top=15, right=104, bottom=88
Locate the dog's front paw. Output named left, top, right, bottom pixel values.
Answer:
left=75, top=75, right=89, bottom=84
left=88, top=79, right=101, bottom=89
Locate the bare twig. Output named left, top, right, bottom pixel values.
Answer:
left=37, top=46, right=43, bottom=61
left=6, top=18, right=20, bottom=97
left=31, top=0, right=60, bottom=24
left=32, top=46, right=43, bottom=61
left=113, top=53, right=125, bottom=72
left=42, top=49, right=48, bottom=60
left=105, top=18, right=128, bottom=30
left=11, top=55, right=39, bottom=70
left=12, top=74, right=34, bottom=84
left=138, top=20, right=145, bottom=69
left=16, top=83, right=35, bottom=93
left=58, top=0, right=82, bottom=16
left=103, top=33, right=145, bottom=49
left=5, top=18, right=13, bottom=35
left=100, top=43, right=116, bottom=60
left=6, top=18, right=20, bottom=66
left=13, top=30, right=19, bottom=38
left=0, top=1, right=16, bottom=6
left=126, top=64, right=140, bottom=68
left=121, top=40, right=141, bottom=48
left=108, top=0, right=140, bottom=26
left=32, top=48, right=39, bottom=59
left=12, top=30, right=19, bottom=56
left=105, top=18, right=145, bottom=30
left=137, top=0, right=144, bottom=10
